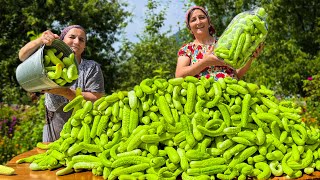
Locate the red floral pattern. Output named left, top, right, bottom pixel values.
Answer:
left=196, top=52, right=203, bottom=59
left=177, top=42, right=237, bottom=81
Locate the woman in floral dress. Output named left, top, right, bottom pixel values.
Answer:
left=175, top=6, right=263, bottom=80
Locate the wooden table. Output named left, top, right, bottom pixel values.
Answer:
left=3, top=147, right=320, bottom=180
left=2, top=147, right=103, bottom=180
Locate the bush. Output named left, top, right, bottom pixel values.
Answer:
left=302, top=74, right=320, bottom=124
left=0, top=95, right=45, bottom=164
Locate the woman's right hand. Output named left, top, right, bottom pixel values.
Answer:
left=203, top=46, right=232, bottom=67
left=40, top=30, right=59, bottom=46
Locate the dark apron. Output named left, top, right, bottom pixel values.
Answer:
left=43, top=106, right=72, bottom=142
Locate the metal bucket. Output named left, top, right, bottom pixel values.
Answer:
left=16, top=39, right=78, bottom=92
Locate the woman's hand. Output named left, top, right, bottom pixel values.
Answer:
left=40, top=30, right=60, bottom=46
left=203, top=46, right=223, bottom=66
left=203, top=46, right=233, bottom=68
left=18, top=30, right=60, bottom=61
left=251, top=43, right=265, bottom=59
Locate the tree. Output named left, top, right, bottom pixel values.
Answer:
left=189, top=0, right=320, bottom=96
left=114, top=0, right=181, bottom=91
left=0, top=0, right=130, bottom=104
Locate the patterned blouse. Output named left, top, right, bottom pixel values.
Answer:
left=177, top=40, right=237, bottom=81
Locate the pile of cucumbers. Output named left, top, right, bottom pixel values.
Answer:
left=16, top=76, right=319, bottom=180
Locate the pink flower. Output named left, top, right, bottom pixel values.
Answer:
left=307, top=77, right=313, bottom=81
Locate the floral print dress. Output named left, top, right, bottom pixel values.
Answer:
left=177, top=41, right=237, bottom=81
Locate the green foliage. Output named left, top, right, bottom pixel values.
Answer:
left=27, top=30, right=42, bottom=41
left=0, top=95, right=45, bottom=164
left=0, top=0, right=130, bottom=104
left=302, top=74, right=320, bottom=122
left=115, top=0, right=181, bottom=91
left=0, top=60, right=31, bottom=104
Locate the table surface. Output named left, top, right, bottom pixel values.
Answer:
left=2, top=147, right=103, bottom=180
left=2, top=147, right=320, bottom=180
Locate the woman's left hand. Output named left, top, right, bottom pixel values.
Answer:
left=40, top=30, right=60, bottom=46
left=203, top=46, right=231, bottom=67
